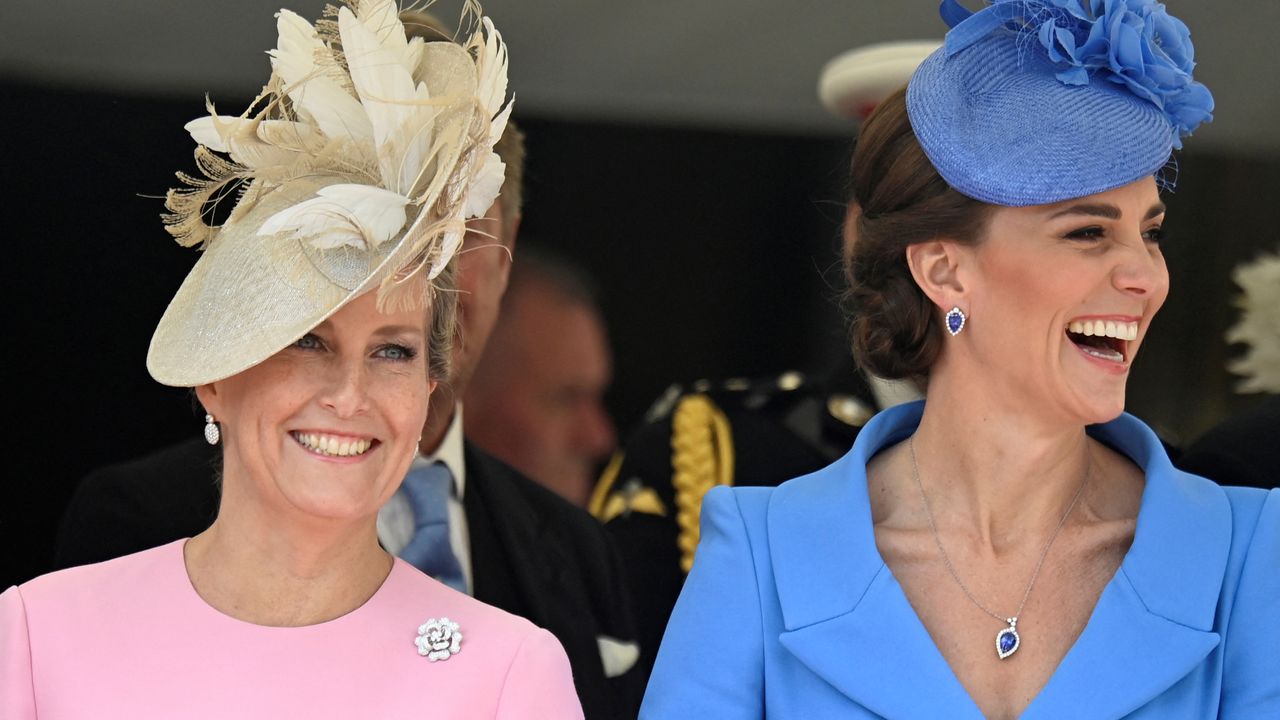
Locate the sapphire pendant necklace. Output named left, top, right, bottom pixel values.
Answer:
left=908, top=437, right=1089, bottom=660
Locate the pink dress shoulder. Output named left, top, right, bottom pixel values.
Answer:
left=1, top=541, right=583, bottom=719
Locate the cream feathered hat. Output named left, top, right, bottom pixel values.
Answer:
left=147, top=0, right=511, bottom=387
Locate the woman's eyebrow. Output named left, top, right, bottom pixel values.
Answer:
left=372, top=325, right=425, bottom=338
left=1046, top=202, right=1167, bottom=220
left=1048, top=203, right=1121, bottom=220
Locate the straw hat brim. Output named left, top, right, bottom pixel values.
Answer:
left=146, top=177, right=417, bottom=387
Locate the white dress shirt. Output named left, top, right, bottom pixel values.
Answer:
left=377, top=406, right=473, bottom=595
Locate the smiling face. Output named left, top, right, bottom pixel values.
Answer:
left=196, top=286, right=434, bottom=526
left=947, top=176, right=1169, bottom=425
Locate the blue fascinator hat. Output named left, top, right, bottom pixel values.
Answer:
left=906, top=0, right=1214, bottom=206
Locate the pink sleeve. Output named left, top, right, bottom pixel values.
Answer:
left=495, top=628, right=584, bottom=720
left=1, top=586, right=37, bottom=719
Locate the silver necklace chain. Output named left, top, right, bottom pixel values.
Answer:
left=908, top=436, right=1089, bottom=627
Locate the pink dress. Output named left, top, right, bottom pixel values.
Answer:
left=1, top=541, right=584, bottom=719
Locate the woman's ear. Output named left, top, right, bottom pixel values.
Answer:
left=841, top=203, right=861, bottom=260
left=505, top=210, right=522, bottom=255
left=194, top=383, right=221, bottom=420
left=905, top=240, right=968, bottom=311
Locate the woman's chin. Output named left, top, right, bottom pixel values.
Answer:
left=1058, top=361, right=1131, bottom=425
left=276, top=484, right=386, bottom=525
left=1071, top=393, right=1128, bottom=427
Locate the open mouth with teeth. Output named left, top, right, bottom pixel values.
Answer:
left=1065, top=319, right=1137, bottom=364
left=291, top=432, right=377, bottom=458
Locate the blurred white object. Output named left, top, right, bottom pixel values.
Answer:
left=1226, top=250, right=1280, bottom=394
left=817, top=41, right=941, bottom=121
left=867, top=375, right=924, bottom=410
left=597, top=635, right=640, bottom=678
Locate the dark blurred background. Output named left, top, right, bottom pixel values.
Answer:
left=4, top=0, right=1277, bottom=588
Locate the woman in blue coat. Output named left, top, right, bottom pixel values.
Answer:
left=641, top=2, right=1278, bottom=718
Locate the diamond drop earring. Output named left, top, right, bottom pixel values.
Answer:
left=204, top=414, right=221, bottom=445
left=945, top=306, right=967, bottom=336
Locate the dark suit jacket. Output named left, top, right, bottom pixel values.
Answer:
left=1176, top=395, right=1279, bottom=490
left=55, top=437, right=642, bottom=720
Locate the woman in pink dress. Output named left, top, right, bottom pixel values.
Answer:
left=1, top=2, right=582, bottom=718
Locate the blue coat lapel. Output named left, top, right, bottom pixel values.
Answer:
left=769, top=403, right=985, bottom=718
left=766, top=403, right=1232, bottom=719
left=1024, top=415, right=1230, bottom=719
left=777, top=568, right=987, bottom=719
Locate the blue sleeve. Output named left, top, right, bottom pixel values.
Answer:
left=1219, top=488, right=1280, bottom=718
left=640, top=486, right=764, bottom=719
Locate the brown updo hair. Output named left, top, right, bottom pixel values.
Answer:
left=844, top=87, right=992, bottom=385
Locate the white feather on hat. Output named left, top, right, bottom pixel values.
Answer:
left=149, top=0, right=511, bottom=387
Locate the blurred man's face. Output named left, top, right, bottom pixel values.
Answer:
left=451, top=203, right=514, bottom=395
left=464, top=281, right=616, bottom=506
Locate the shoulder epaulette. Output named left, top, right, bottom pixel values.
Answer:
left=669, top=394, right=734, bottom=573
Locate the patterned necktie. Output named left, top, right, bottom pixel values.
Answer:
left=397, top=462, right=466, bottom=593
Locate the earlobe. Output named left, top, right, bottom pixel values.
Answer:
left=842, top=203, right=861, bottom=258
left=905, top=240, right=967, bottom=311
left=194, top=383, right=220, bottom=418
left=194, top=384, right=224, bottom=443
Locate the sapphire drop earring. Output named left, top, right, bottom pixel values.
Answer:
left=945, top=306, right=966, bottom=336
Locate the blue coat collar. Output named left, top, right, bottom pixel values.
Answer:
left=768, top=402, right=1229, bottom=719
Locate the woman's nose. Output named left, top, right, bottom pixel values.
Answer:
left=320, top=360, right=370, bottom=417
left=1111, top=236, right=1168, bottom=298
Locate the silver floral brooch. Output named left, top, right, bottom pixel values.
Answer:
left=416, top=617, right=463, bottom=662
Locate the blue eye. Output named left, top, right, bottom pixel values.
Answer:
left=376, top=344, right=418, bottom=361
left=295, top=333, right=323, bottom=350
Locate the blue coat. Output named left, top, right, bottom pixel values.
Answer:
left=641, top=402, right=1279, bottom=719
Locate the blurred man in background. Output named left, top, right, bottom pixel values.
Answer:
left=465, top=249, right=616, bottom=506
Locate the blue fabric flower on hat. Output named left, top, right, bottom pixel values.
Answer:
left=942, top=0, right=1213, bottom=148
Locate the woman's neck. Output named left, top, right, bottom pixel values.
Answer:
left=908, top=384, right=1095, bottom=554
left=184, top=492, right=393, bottom=627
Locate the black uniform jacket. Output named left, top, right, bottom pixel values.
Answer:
left=592, top=365, right=881, bottom=684
left=55, top=437, right=643, bottom=720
